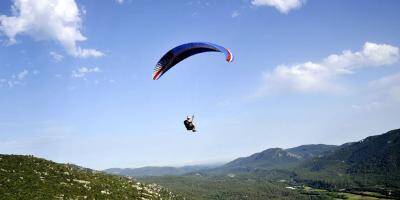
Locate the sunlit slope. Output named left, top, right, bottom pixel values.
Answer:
left=0, top=155, right=182, bottom=200
left=207, top=145, right=338, bottom=174
left=295, top=129, right=400, bottom=191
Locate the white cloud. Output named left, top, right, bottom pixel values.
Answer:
left=323, top=42, right=399, bottom=70
left=251, top=0, right=304, bottom=14
left=256, top=42, right=399, bottom=96
left=71, top=67, right=100, bottom=79
left=115, top=0, right=125, bottom=4
left=0, top=0, right=104, bottom=58
left=50, top=51, right=64, bottom=62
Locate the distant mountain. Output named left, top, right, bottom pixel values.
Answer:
left=223, top=148, right=301, bottom=170
left=105, top=164, right=219, bottom=177
left=0, top=154, right=182, bottom=199
left=295, top=129, right=400, bottom=191
left=208, top=144, right=338, bottom=174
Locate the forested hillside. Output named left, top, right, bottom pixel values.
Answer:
left=0, top=155, right=182, bottom=200
left=294, top=129, right=400, bottom=195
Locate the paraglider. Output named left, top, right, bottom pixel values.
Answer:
left=153, top=42, right=234, bottom=80
left=153, top=42, right=234, bottom=132
left=184, top=115, right=196, bottom=132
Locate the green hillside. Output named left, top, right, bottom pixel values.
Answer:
left=0, top=154, right=182, bottom=200
left=294, top=129, right=400, bottom=195
left=140, top=174, right=308, bottom=200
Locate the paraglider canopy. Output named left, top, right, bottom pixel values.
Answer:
left=153, top=42, right=233, bottom=80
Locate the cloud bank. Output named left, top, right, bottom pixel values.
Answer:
left=256, top=42, right=399, bottom=95
left=0, top=0, right=104, bottom=58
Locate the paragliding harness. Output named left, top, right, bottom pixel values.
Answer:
left=184, top=115, right=196, bottom=132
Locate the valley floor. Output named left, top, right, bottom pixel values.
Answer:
left=140, top=175, right=395, bottom=200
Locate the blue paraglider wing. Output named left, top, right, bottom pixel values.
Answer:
left=153, top=42, right=233, bottom=80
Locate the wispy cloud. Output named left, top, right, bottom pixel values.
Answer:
left=0, top=69, right=31, bottom=88
left=350, top=72, right=400, bottom=112
left=16, top=70, right=29, bottom=80
left=351, top=101, right=382, bottom=112
left=115, top=0, right=124, bottom=4
left=54, top=74, right=63, bottom=79
left=71, top=67, right=100, bottom=79
left=254, top=42, right=399, bottom=96
left=369, top=72, right=400, bottom=103
left=0, top=0, right=104, bottom=58
left=50, top=51, right=64, bottom=62
left=251, top=0, right=305, bottom=14
left=231, top=10, right=240, bottom=18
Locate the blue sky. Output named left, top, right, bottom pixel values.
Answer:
left=0, top=0, right=399, bottom=170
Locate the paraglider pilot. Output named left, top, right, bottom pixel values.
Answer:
left=184, top=115, right=196, bottom=132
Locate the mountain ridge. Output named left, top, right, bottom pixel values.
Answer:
left=204, top=144, right=339, bottom=174
left=105, top=164, right=219, bottom=177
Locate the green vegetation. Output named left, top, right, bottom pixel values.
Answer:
left=294, top=129, right=400, bottom=196
left=140, top=174, right=396, bottom=200
left=0, top=154, right=182, bottom=200
left=299, top=187, right=390, bottom=200
left=140, top=174, right=309, bottom=200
